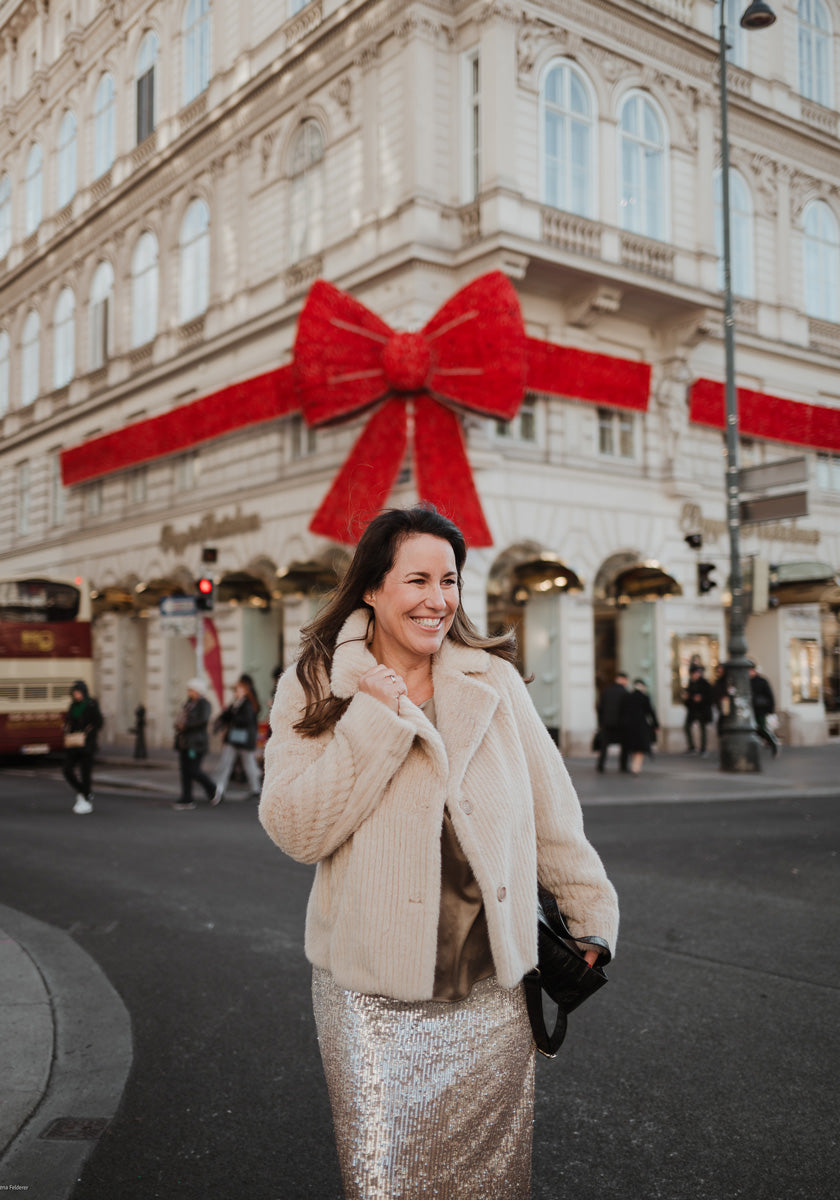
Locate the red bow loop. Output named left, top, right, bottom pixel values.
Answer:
left=292, top=272, right=527, bottom=545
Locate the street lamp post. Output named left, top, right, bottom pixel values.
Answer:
left=717, top=0, right=776, bottom=772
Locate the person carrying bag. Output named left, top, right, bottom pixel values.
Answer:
left=62, top=680, right=103, bottom=815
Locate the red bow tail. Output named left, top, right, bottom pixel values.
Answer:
left=413, top=398, right=493, bottom=546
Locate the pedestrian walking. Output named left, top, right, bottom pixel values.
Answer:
left=211, top=676, right=262, bottom=803
left=172, top=678, right=216, bottom=810
left=596, top=671, right=629, bottom=772
left=620, top=679, right=659, bottom=776
left=683, top=664, right=713, bottom=755
left=259, top=505, right=618, bottom=1200
left=62, top=680, right=103, bottom=814
left=750, top=664, right=779, bottom=756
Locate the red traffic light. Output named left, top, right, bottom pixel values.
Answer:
left=196, top=576, right=215, bottom=610
left=197, top=577, right=213, bottom=595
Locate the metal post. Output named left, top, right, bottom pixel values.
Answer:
left=195, top=613, right=205, bottom=683
left=717, top=4, right=761, bottom=772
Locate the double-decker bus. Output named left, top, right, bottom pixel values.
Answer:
left=0, top=577, right=94, bottom=755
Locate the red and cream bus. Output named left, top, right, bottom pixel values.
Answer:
left=0, top=577, right=94, bottom=755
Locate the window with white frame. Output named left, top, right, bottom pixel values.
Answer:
left=17, top=461, right=31, bottom=536
left=0, top=174, right=11, bottom=258
left=183, top=0, right=211, bottom=105
left=21, top=310, right=40, bottom=406
left=462, top=50, right=480, bottom=203
left=135, top=31, right=159, bottom=144
left=598, top=406, right=636, bottom=458
left=798, top=0, right=832, bottom=107
left=90, top=260, right=114, bottom=369
left=131, top=231, right=159, bottom=347
left=53, top=287, right=76, bottom=389
left=94, top=74, right=116, bottom=178
left=495, top=395, right=539, bottom=443
left=290, top=414, right=317, bottom=458
left=718, top=0, right=746, bottom=68
left=175, top=450, right=200, bottom=490
left=25, top=143, right=43, bottom=236
left=816, top=451, right=840, bottom=491
left=57, top=110, right=77, bottom=208
left=179, top=198, right=210, bottom=323
left=714, top=168, right=754, bottom=296
left=84, top=479, right=103, bottom=518
left=129, top=466, right=148, bottom=505
left=51, top=450, right=66, bottom=525
left=289, top=120, right=325, bottom=262
left=0, top=330, right=9, bottom=416
left=618, top=93, right=667, bottom=239
left=802, top=200, right=840, bottom=321
left=541, top=60, right=595, bottom=217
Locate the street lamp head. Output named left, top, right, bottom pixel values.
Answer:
left=740, top=0, right=776, bottom=29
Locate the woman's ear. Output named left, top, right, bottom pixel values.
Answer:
left=363, top=591, right=374, bottom=607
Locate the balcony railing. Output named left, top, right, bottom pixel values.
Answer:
left=541, top=208, right=602, bottom=258
left=619, top=231, right=675, bottom=280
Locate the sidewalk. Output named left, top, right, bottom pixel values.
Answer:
left=1, top=740, right=836, bottom=1196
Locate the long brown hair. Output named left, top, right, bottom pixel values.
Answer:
left=294, top=505, right=516, bottom=736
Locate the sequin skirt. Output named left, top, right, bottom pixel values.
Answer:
left=312, top=968, right=535, bottom=1200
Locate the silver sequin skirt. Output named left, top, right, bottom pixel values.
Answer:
left=312, top=968, right=535, bottom=1200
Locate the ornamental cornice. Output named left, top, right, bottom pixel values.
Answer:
left=729, top=110, right=840, bottom=181
left=789, top=170, right=839, bottom=225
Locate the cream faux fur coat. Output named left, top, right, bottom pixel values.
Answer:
left=259, top=609, right=619, bottom=1001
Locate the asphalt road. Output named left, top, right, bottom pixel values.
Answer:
left=0, top=765, right=838, bottom=1200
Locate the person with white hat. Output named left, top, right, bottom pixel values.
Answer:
left=172, top=677, right=216, bottom=809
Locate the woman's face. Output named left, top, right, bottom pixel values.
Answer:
left=365, top=534, right=459, bottom=665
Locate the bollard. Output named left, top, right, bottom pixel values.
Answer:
left=129, top=704, right=147, bottom=760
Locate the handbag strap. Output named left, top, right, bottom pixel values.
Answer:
left=523, top=968, right=568, bottom=1058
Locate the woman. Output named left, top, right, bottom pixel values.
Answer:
left=172, top=677, right=216, bottom=810
left=62, top=680, right=103, bottom=814
left=211, top=676, right=261, bottom=804
left=619, top=678, right=659, bottom=776
left=259, top=506, right=618, bottom=1199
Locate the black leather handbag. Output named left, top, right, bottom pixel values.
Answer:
left=523, top=885, right=611, bottom=1057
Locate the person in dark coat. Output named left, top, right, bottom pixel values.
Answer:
left=620, top=679, right=659, bottom=776
left=62, top=680, right=104, bottom=814
left=211, top=676, right=262, bottom=803
left=596, top=672, right=628, bottom=772
left=683, top=664, right=714, bottom=755
left=173, top=677, right=216, bottom=809
left=750, top=665, right=779, bottom=756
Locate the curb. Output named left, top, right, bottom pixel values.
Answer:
left=0, top=905, right=133, bottom=1199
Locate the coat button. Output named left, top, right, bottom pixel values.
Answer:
left=497, top=886, right=507, bottom=902
left=459, top=798, right=473, bottom=814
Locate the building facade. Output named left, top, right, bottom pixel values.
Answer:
left=1, top=0, right=838, bottom=751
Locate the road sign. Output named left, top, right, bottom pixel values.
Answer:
left=739, top=456, right=808, bottom=493
left=740, top=490, right=808, bottom=524
left=160, top=596, right=197, bottom=617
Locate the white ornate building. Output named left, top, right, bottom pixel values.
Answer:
left=1, top=0, right=838, bottom=750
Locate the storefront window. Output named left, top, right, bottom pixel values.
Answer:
left=670, top=633, right=720, bottom=704
left=789, top=637, right=820, bottom=702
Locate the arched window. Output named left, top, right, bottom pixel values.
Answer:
left=179, top=198, right=210, bottom=323
left=0, top=329, right=9, bottom=416
left=798, top=0, right=832, bottom=106
left=802, top=200, right=840, bottom=321
left=25, top=143, right=43, bottom=236
left=57, top=111, right=77, bottom=208
left=21, top=310, right=40, bottom=406
left=183, top=0, right=211, bottom=105
left=618, top=93, right=667, bottom=239
left=0, top=174, right=10, bottom=258
left=53, top=287, right=76, bottom=389
left=135, top=31, right=159, bottom=144
left=90, top=260, right=115, bottom=369
left=289, top=119, right=325, bottom=262
left=540, top=61, right=595, bottom=218
left=131, top=231, right=159, bottom=347
left=94, top=74, right=116, bottom=177
left=714, top=169, right=754, bottom=297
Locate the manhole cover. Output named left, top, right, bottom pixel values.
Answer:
left=40, top=1117, right=109, bottom=1141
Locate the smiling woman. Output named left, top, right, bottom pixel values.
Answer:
left=259, top=505, right=619, bottom=1200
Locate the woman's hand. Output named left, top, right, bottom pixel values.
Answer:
left=359, top=664, right=407, bottom=713
left=583, top=947, right=601, bottom=968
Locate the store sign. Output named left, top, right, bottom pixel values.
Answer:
left=160, top=595, right=198, bottom=637
left=680, top=502, right=820, bottom=546
left=159, top=508, right=262, bottom=555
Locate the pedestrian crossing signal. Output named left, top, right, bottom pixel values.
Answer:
left=697, top=563, right=717, bottom=595
left=196, top=576, right=215, bottom=611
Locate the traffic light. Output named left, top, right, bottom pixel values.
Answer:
left=697, top=563, right=717, bottom=595
left=684, top=533, right=703, bottom=550
left=196, top=576, right=215, bottom=611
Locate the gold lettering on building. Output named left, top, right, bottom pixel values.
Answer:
left=159, top=508, right=262, bottom=555
left=680, top=502, right=820, bottom=546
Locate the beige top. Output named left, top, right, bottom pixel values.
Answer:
left=423, top=698, right=494, bottom=1002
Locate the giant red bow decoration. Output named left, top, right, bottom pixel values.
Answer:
left=294, top=272, right=526, bottom=545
